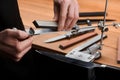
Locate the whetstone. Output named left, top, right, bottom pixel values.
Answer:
left=117, top=36, right=120, bottom=63
left=59, top=32, right=98, bottom=49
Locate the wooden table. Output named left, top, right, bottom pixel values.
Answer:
left=18, top=0, right=120, bottom=68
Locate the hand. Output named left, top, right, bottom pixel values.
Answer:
left=54, top=0, right=79, bottom=31
left=0, top=29, right=33, bottom=62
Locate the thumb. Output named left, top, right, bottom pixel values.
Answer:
left=13, top=30, right=30, bottom=40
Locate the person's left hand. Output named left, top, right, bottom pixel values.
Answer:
left=54, top=0, right=79, bottom=31
left=0, top=29, right=33, bottom=62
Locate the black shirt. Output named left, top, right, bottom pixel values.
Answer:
left=0, top=0, right=24, bottom=31
left=0, top=0, right=37, bottom=79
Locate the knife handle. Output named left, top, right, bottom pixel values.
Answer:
left=59, top=32, right=98, bottom=49
left=79, top=12, right=108, bottom=17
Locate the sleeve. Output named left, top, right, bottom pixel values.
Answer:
left=0, top=0, right=25, bottom=31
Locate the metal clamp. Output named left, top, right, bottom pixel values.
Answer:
left=65, top=44, right=101, bottom=62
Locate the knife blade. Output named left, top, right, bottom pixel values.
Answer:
left=45, top=34, right=66, bottom=43
left=44, top=26, right=96, bottom=43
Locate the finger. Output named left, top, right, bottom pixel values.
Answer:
left=5, top=29, right=29, bottom=40
left=65, top=4, right=75, bottom=30
left=14, top=37, right=33, bottom=53
left=0, top=42, right=19, bottom=61
left=0, top=46, right=32, bottom=62
left=15, top=30, right=29, bottom=40
left=4, top=29, right=29, bottom=40
left=58, top=2, right=69, bottom=31
left=0, top=29, right=31, bottom=48
left=0, top=43, right=15, bottom=55
left=67, top=5, right=79, bottom=30
left=13, top=46, right=32, bottom=62
left=0, top=37, right=32, bottom=62
left=0, top=36, right=32, bottom=55
left=53, top=2, right=59, bottom=21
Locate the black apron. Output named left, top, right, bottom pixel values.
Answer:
left=0, top=0, right=37, bottom=79
left=0, top=0, right=24, bottom=31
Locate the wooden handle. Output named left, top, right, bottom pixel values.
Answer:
left=59, top=32, right=98, bottom=49
left=117, top=37, right=120, bottom=63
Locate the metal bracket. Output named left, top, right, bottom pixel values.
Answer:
left=65, top=44, right=101, bottom=62
left=65, top=34, right=107, bottom=62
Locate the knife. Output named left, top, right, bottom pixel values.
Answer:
left=44, top=26, right=96, bottom=43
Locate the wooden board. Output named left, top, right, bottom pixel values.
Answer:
left=32, top=27, right=120, bottom=67
left=18, top=0, right=120, bottom=68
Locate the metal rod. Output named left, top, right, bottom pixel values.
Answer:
left=100, top=0, right=108, bottom=49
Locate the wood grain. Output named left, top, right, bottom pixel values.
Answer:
left=18, top=0, right=120, bottom=67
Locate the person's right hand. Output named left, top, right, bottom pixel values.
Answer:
left=54, top=0, right=79, bottom=31
left=0, top=29, right=33, bottom=62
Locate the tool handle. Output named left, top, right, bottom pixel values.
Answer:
left=117, top=36, right=120, bottom=63
left=79, top=12, right=108, bottom=17
left=59, top=32, right=98, bottom=49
